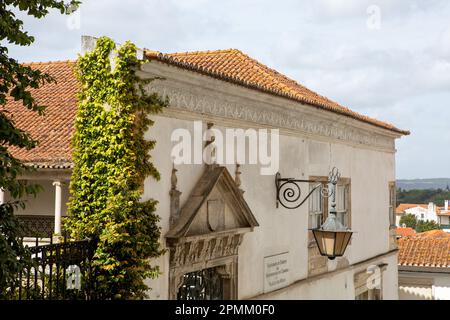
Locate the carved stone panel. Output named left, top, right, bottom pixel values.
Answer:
left=207, top=199, right=225, bottom=232
left=166, top=166, right=258, bottom=300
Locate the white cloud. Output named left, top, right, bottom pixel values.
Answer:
left=5, top=0, right=450, bottom=178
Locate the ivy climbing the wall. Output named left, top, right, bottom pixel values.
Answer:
left=66, top=37, right=168, bottom=299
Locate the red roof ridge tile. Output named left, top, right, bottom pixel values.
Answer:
left=167, top=48, right=241, bottom=56
left=24, top=60, right=77, bottom=66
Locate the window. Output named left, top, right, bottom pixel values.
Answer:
left=336, top=184, right=350, bottom=227
left=355, top=288, right=381, bottom=300
left=309, top=185, right=324, bottom=229
left=388, top=182, right=396, bottom=228
left=177, top=267, right=224, bottom=300
left=355, top=290, right=369, bottom=300
left=308, top=177, right=351, bottom=230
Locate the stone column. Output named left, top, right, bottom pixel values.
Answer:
left=53, top=181, right=62, bottom=235
left=0, top=188, right=4, bottom=205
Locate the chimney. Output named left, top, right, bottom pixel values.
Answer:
left=81, top=35, right=98, bottom=54
left=445, top=200, right=449, bottom=212
left=80, top=35, right=144, bottom=60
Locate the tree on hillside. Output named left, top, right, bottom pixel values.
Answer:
left=397, top=188, right=450, bottom=207
left=0, top=0, right=80, bottom=298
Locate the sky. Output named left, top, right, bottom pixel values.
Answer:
left=5, top=0, right=450, bottom=179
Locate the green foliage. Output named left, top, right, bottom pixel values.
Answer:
left=0, top=202, right=34, bottom=299
left=399, top=213, right=440, bottom=233
left=0, top=0, right=79, bottom=298
left=399, top=213, right=417, bottom=229
left=397, top=188, right=450, bottom=207
left=66, top=37, right=167, bottom=299
left=416, top=220, right=440, bottom=233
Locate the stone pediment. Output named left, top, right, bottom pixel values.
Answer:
left=166, top=166, right=258, bottom=244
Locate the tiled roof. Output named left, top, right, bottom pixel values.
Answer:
left=396, top=227, right=416, bottom=238
left=398, top=231, right=450, bottom=268
left=5, top=61, right=78, bottom=167
left=6, top=48, right=408, bottom=167
left=396, top=203, right=437, bottom=215
left=414, top=229, right=449, bottom=239
left=145, top=49, right=409, bottom=135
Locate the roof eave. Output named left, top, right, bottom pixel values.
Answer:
left=144, top=51, right=410, bottom=136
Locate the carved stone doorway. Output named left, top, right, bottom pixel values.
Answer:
left=166, top=166, right=259, bottom=300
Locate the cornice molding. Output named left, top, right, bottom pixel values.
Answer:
left=146, top=80, right=396, bottom=152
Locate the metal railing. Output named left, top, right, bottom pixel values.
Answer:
left=10, top=235, right=98, bottom=300
left=16, top=215, right=55, bottom=238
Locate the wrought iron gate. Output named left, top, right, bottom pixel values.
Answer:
left=177, top=267, right=224, bottom=300
left=9, top=236, right=98, bottom=300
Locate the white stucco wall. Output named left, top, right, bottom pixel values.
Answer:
left=399, top=271, right=450, bottom=300
left=404, top=205, right=438, bottom=223
left=143, top=112, right=399, bottom=300
left=6, top=180, right=70, bottom=216
left=137, top=58, right=404, bottom=300
left=9, top=55, right=402, bottom=300
left=434, top=276, right=450, bottom=300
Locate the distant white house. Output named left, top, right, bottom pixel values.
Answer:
left=396, top=203, right=439, bottom=225
left=396, top=202, right=450, bottom=231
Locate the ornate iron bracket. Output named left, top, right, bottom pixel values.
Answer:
left=275, top=167, right=341, bottom=209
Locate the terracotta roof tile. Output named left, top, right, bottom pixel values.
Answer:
left=5, top=61, right=78, bottom=166
left=6, top=48, right=409, bottom=166
left=396, top=227, right=416, bottom=237
left=145, top=49, right=409, bottom=135
left=414, top=229, right=449, bottom=239
left=398, top=232, right=450, bottom=268
left=396, top=203, right=437, bottom=215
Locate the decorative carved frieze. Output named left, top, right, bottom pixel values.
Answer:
left=169, top=234, right=243, bottom=268
left=147, top=82, right=395, bottom=151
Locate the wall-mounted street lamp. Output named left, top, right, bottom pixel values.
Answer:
left=275, top=167, right=353, bottom=260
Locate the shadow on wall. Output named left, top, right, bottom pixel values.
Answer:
left=399, top=286, right=433, bottom=300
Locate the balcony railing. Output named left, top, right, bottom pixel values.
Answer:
left=17, top=215, right=55, bottom=238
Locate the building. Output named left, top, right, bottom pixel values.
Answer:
left=438, top=201, right=450, bottom=230
left=398, top=230, right=450, bottom=300
left=395, top=203, right=439, bottom=226
left=2, top=36, right=409, bottom=300
left=396, top=202, right=450, bottom=231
